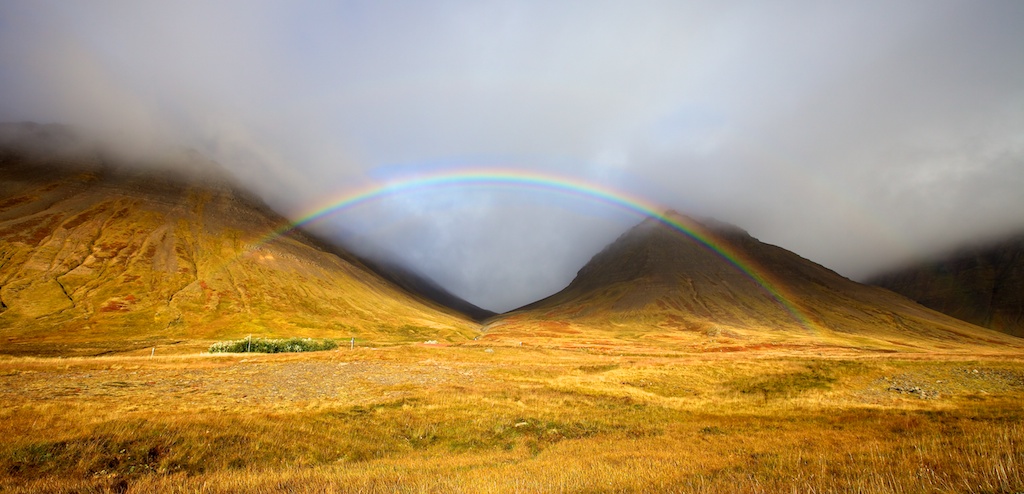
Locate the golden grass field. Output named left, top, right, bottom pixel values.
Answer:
left=2, top=340, right=1023, bottom=493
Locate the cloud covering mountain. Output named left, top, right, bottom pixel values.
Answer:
left=1, top=1, right=1022, bottom=311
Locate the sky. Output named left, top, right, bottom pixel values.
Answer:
left=1, top=1, right=1023, bottom=312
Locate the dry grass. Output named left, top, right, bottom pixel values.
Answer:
left=1, top=344, right=1023, bottom=493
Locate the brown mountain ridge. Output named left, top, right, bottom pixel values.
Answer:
left=486, top=211, right=1022, bottom=352
left=868, top=233, right=1024, bottom=338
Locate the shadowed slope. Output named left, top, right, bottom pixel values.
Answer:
left=489, top=212, right=1020, bottom=352
left=0, top=128, right=478, bottom=356
left=869, top=233, right=1024, bottom=338
left=357, top=257, right=496, bottom=322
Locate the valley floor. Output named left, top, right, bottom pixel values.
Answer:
left=1, top=343, right=1023, bottom=493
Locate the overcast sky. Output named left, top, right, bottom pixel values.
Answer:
left=1, top=1, right=1023, bottom=312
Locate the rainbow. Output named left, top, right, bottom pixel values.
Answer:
left=249, top=168, right=815, bottom=329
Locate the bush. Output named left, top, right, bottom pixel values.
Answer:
left=208, top=337, right=338, bottom=354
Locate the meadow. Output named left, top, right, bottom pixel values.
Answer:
left=1, top=342, right=1022, bottom=493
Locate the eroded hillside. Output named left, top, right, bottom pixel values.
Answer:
left=0, top=143, right=477, bottom=355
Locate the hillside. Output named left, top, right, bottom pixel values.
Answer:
left=357, top=256, right=496, bottom=322
left=487, top=211, right=1021, bottom=352
left=0, top=124, right=478, bottom=356
left=868, top=234, right=1024, bottom=338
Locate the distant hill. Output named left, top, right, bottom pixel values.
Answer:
left=488, top=211, right=1020, bottom=352
left=868, top=234, right=1024, bottom=338
left=0, top=123, right=478, bottom=356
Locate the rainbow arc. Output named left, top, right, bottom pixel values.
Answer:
left=245, top=168, right=815, bottom=329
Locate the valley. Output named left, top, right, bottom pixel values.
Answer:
left=2, top=1, right=1023, bottom=491
left=1, top=131, right=1022, bottom=493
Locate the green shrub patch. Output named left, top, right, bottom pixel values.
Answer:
left=209, top=337, right=337, bottom=354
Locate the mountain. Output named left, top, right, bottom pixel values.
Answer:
left=868, top=234, right=1024, bottom=338
left=0, top=124, right=478, bottom=356
left=487, top=211, right=1021, bottom=352
left=356, top=257, right=496, bottom=321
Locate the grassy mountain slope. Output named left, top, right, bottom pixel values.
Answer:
left=868, top=233, right=1024, bottom=338
left=0, top=128, right=477, bottom=356
left=486, top=212, right=1021, bottom=352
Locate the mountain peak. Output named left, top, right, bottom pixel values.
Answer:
left=514, top=212, right=767, bottom=317
left=498, top=211, right=1020, bottom=352
left=627, top=211, right=752, bottom=245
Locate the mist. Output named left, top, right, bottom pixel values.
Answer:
left=1, top=1, right=1023, bottom=312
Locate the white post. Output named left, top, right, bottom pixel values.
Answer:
left=151, top=347, right=155, bottom=358
left=350, top=337, right=354, bottom=350
left=247, top=334, right=251, bottom=353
